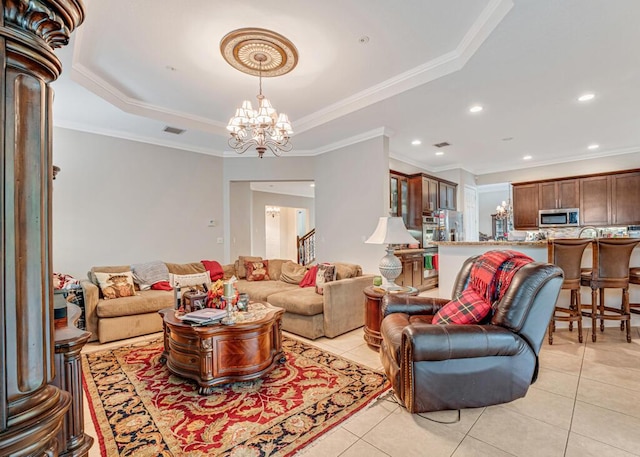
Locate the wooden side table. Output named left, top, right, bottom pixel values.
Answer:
left=52, top=304, right=94, bottom=457
left=364, top=286, right=418, bottom=349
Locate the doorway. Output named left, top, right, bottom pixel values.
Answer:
left=265, top=206, right=309, bottom=260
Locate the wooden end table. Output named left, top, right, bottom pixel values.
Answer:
left=159, top=302, right=285, bottom=394
left=364, top=285, right=418, bottom=350
left=53, top=304, right=94, bottom=457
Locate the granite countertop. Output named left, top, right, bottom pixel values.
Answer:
left=393, top=248, right=426, bottom=254
left=435, top=241, right=547, bottom=246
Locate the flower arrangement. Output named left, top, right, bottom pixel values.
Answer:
left=207, top=279, right=239, bottom=309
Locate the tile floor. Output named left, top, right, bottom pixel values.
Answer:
left=82, top=309, right=640, bottom=457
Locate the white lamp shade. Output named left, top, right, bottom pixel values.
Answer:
left=365, top=217, right=417, bottom=245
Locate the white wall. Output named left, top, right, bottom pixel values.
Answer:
left=52, top=128, right=224, bottom=278
left=315, top=136, right=389, bottom=274
left=229, top=181, right=252, bottom=262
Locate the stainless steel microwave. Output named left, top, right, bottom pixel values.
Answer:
left=538, top=208, right=580, bottom=227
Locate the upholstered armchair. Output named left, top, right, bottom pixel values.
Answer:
left=379, top=255, right=563, bottom=413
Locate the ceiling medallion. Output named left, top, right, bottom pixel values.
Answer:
left=220, top=28, right=298, bottom=77
left=222, top=28, right=297, bottom=158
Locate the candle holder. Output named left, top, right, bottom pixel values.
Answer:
left=221, top=294, right=236, bottom=325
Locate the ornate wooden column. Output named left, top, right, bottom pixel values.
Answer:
left=0, top=1, right=85, bottom=456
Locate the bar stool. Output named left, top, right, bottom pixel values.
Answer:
left=580, top=238, right=640, bottom=343
left=629, top=266, right=640, bottom=314
left=547, top=238, right=592, bottom=344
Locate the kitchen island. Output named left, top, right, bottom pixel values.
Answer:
left=434, top=241, right=548, bottom=298
left=434, top=240, right=640, bottom=329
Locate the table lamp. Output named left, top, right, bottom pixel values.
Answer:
left=365, top=216, right=418, bottom=290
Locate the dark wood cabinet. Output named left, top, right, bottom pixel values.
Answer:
left=580, top=175, right=610, bottom=226
left=406, top=173, right=457, bottom=228
left=439, top=182, right=457, bottom=210
left=514, top=169, right=640, bottom=229
left=390, top=171, right=409, bottom=226
left=539, top=179, right=579, bottom=209
left=395, top=249, right=425, bottom=289
left=611, top=172, right=640, bottom=225
left=513, top=183, right=540, bottom=229
left=423, top=177, right=439, bottom=213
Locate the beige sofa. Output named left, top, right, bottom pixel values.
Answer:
left=82, top=258, right=374, bottom=343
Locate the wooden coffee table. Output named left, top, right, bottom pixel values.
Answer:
left=158, top=302, right=285, bottom=394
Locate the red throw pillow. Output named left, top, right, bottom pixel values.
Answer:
left=151, top=281, right=173, bottom=291
left=432, top=288, right=491, bottom=325
left=299, top=265, right=318, bottom=288
left=201, top=260, right=224, bottom=281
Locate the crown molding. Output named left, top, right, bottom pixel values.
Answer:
left=293, top=0, right=513, bottom=134
left=53, top=120, right=224, bottom=156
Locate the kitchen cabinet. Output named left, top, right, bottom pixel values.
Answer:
left=423, top=176, right=439, bottom=213
left=611, top=171, right=640, bottom=225
left=390, top=171, right=409, bottom=225
left=407, top=173, right=458, bottom=228
left=538, top=179, right=579, bottom=209
left=395, top=249, right=425, bottom=289
left=512, top=183, right=539, bottom=229
left=439, top=182, right=457, bottom=210
left=514, top=169, right=640, bottom=229
left=580, top=175, right=610, bottom=226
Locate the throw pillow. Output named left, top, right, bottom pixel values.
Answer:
left=267, top=259, right=288, bottom=281
left=94, top=271, right=136, bottom=300
left=131, top=260, right=170, bottom=290
left=334, top=262, right=362, bottom=280
left=299, top=265, right=318, bottom=288
left=245, top=260, right=270, bottom=281
left=164, top=262, right=206, bottom=275
left=201, top=260, right=224, bottom=281
left=169, top=272, right=211, bottom=289
left=432, top=288, right=492, bottom=325
left=151, top=281, right=172, bottom=291
left=315, top=263, right=337, bottom=295
left=235, top=256, right=263, bottom=279
left=280, top=261, right=307, bottom=284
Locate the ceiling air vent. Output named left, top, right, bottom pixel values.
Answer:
left=163, top=126, right=186, bottom=135
left=433, top=141, right=450, bottom=148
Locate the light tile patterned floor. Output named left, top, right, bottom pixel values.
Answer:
left=82, top=310, right=640, bottom=457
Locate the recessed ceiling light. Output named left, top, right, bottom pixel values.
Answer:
left=523, top=155, right=532, bottom=160
left=411, top=140, right=422, bottom=146
left=578, top=93, right=595, bottom=102
left=358, top=36, right=370, bottom=44
left=587, top=144, right=600, bottom=150
left=469, top=105, right=483, bottom=113
left=435, top=151, right=444, bottom=156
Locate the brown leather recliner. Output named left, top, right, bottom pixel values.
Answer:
left=379, top=256, right=563, bottom=413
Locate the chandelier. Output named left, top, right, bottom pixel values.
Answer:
left=221, top=28, right=298, bottom=158
left=496, top=199, right=512, bottom=220
left=266, top=206, right=281, bottom=218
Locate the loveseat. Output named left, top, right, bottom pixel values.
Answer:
left=81, top=257, right=374, bottom=343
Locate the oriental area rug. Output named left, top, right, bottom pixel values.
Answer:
left=82, top=337, right=390, bottom=457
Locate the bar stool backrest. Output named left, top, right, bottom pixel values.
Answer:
left=591, top=238, right=640, bottom=288
left=548, top=239, right=592, bottom=288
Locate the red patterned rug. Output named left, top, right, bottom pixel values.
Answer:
left=83, top=336, right=390, bottom=456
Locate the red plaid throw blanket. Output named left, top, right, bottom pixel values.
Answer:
left=433, top=250, right=534, bottom=325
